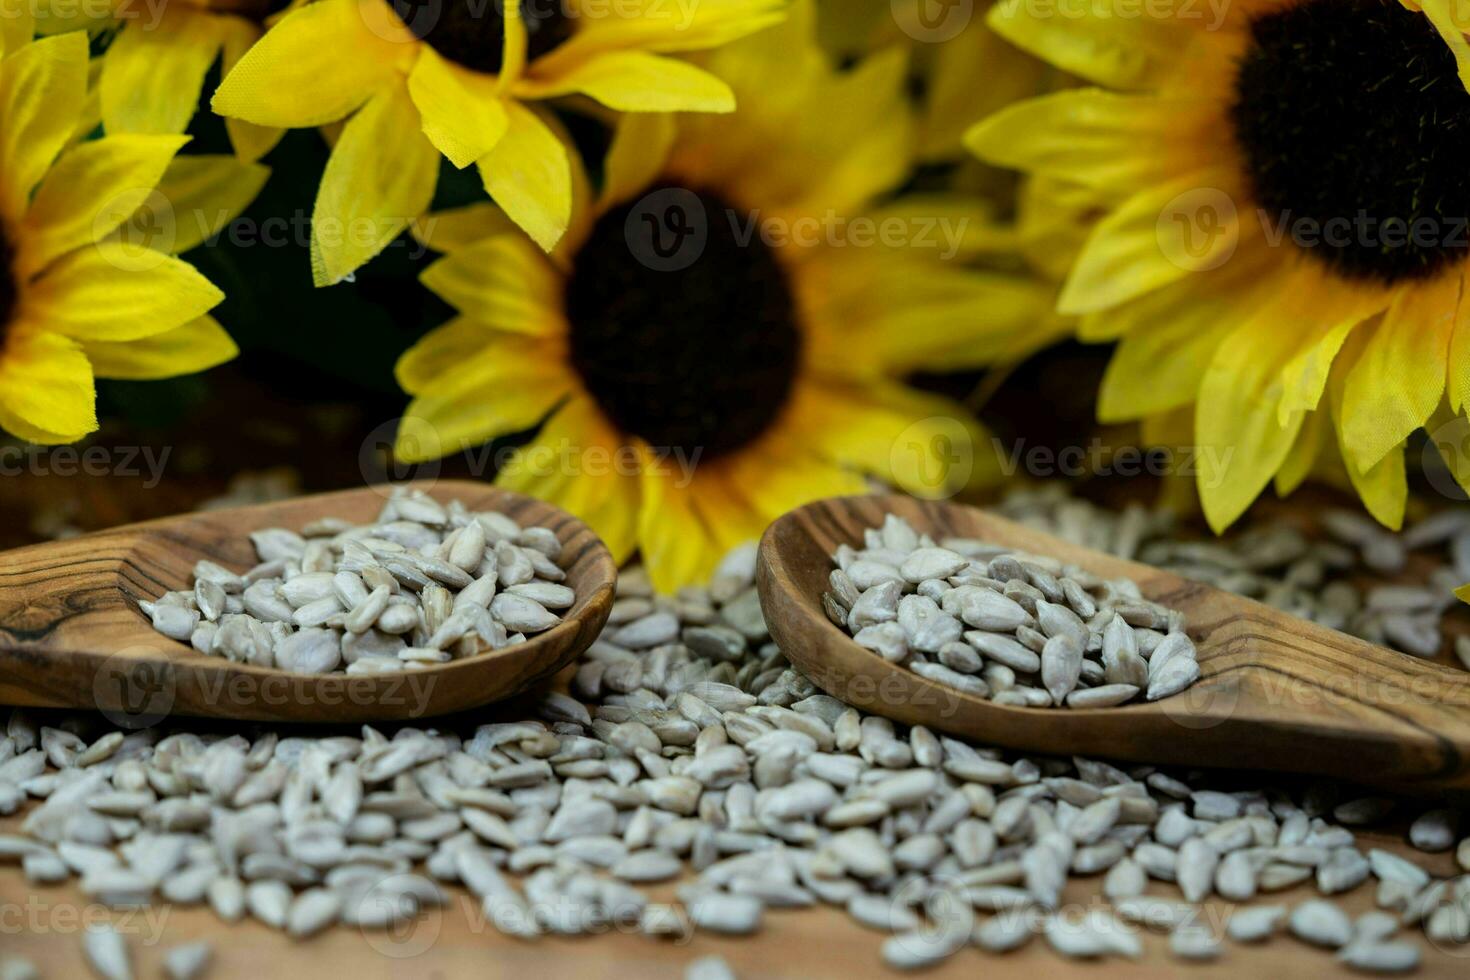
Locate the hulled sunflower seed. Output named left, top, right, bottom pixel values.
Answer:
left=828, top=515, right=1195, bottom=709
left=145, top=489, right=572, bottom=674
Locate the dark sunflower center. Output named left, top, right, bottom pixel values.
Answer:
left=1230, top=0, right=1470, bottom=283
left=0, top=227, right=16, bottom=343
left=565, top=185, right=802, bottom=459
left=393, top=0, right=572, bottom=74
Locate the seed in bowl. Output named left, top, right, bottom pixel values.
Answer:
left=823, top=513, right=1199, bottom=708
left=139, top=488, right=570, bottom=675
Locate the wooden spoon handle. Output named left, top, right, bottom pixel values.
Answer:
left=1179, top=595, right=1470, bottom=787
left=0, top=530, right=151, bottom=710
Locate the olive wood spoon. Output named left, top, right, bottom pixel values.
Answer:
left=757, top=494, right=1470, bottom=792
left=0, top=482, right=615, bottom=723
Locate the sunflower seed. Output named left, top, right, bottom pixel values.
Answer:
left=1043, top=910, right=1139, bottom=959
left=685, top=955, right=737, bottom=980
left=82, top=927, right=132, bottom=980
left=829, top=515, right=1193, bottom=708
left=148, top=490, right=571, bottom=673
left=1227, top=905, right=1285, bottom=943
left=688, top=893, right=762, bottom=934
left=1290, top=899, right=1354, bottom=948
left=162, top=943, right=213, bottom=980
left=1169, top=922, right=1221, bottom=961
left=21, top=498, right=1470, bottom=974
left=1336, top=941, right=1421, bottom=974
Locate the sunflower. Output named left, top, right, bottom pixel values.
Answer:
left=27, top=0, right=288, bottom=160
left=0, top=32, right=236, bottom=443
left=968, top=0, right=1470, bottom=533
left=392, top=5, right=1051, bottom=589
left=211, top=0, right=785, bottom=286
left=816, top=0, right=1051, bottom=164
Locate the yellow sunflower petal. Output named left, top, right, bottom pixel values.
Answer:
left=1346, top=442, right=1408, bottom=530
left=1424, top=402, right=1470, bottom=499
left=1457, top=582, right=1470, bottom=605
left=394, top=338, right=574, bottom=462
left=84, top=313, right=238, bottom=380
left=101, top=11, right=225, bottom=136
left=518, top=50, right=734, bottom=112
left=395, top=316, right=492, bottom=395
left=1094, top=253, right=1278, bottom=421
left=636, top=449, right=783, bottom=593
left=496, top=395, right=642, bottom=563
left=1196, top=315, right=1309, bottom=534
left=0, top=326, right=95, bottom=442
left=600, top=109, right=675, bottom=209
left=537, top=0, right=786, bottom=74
left=476, top=100, right=571, bottom=252
left=1341, top=273, right=1458, bottom=473
left=0, top=31, right=87, bottom=223
left=781, top=45, right=913, bottom=218
left=407, top=45, right=508, bottom=168
left=803, top=250, right=1055, bottom=379
left=496, top=0, right=525, bottom=89
left=986, top=0, right=1185, bottom=89
left=211, top=0, right=414, bottom=127
left=1420, top=0, right=1470, bottom=92
left=1099, top=314, right=1237, bottom=423
left=311, top=82, right=439, bottom=286
left=1058, top=170, right=1238, bottom=316
left=965, top=90, right=1210, bottom=194
left=789, top=380, right=1000, bottom=497
left=0, top=0, right=36, bottom=58
left=22, top=242, right=223, bottom=341
left=635, top=454, right=729, bottom=593
left=1330, top=329, right=1407, bottom=529
left=219, top=19, right=286, bottom=162
left=409, top=202, right=516, bottom=254
left=148, top=153, right=271, bottom=254
left=419, top=235, right=565, bottom=336
left=720, top=432, right=869, bottom=529
left=921, top=19, right=1047, bottom=161
left=635, top=425, right=868, bottom=593
left=18, top=133, right=189, bottom=273
left=1451, top=278, right=1470, bottom=413
left=1277, top=321, right=1367, bottom=426
left=1273, top=406, right=1328, bottom=498
left=30, top=0, right=111, bottom=34
left=864, top=196, right=1019, bottom=260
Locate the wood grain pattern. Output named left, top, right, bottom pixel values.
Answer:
left=757, top=494, right=1470, bottom=793
left=0, top=482, right=616, bottom=723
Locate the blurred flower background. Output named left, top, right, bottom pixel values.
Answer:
left=4, top=0, right=1470, bottom=593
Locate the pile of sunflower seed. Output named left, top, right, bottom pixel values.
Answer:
left=824, top=514, right=1198, bottom=708
left=2, top=537, right=1468, bottom=979
left=140, top=488, right=572, bottom=675
left=993, top=485, right=1470, bottom=665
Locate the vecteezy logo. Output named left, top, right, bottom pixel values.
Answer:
left=355, top=873, right=443, bottom=959
left=358, top=418, right=442, bottom=497
left=1424, top=415, right=1470, bottom=502
left=1157, top=187, right=1238, bottom=272
left=1156, top=670, right=1241, bottom=731
left=377, top=0, right=441, bottom=40
left=624, top=187, right=707, bottom=272
left=94, top=188, right=176, bottom=271
left=890, top=416, right=974, bottom=500
left=92, top=648, right=177, bottom=730
left=892, top=0, right=973, bottom=43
